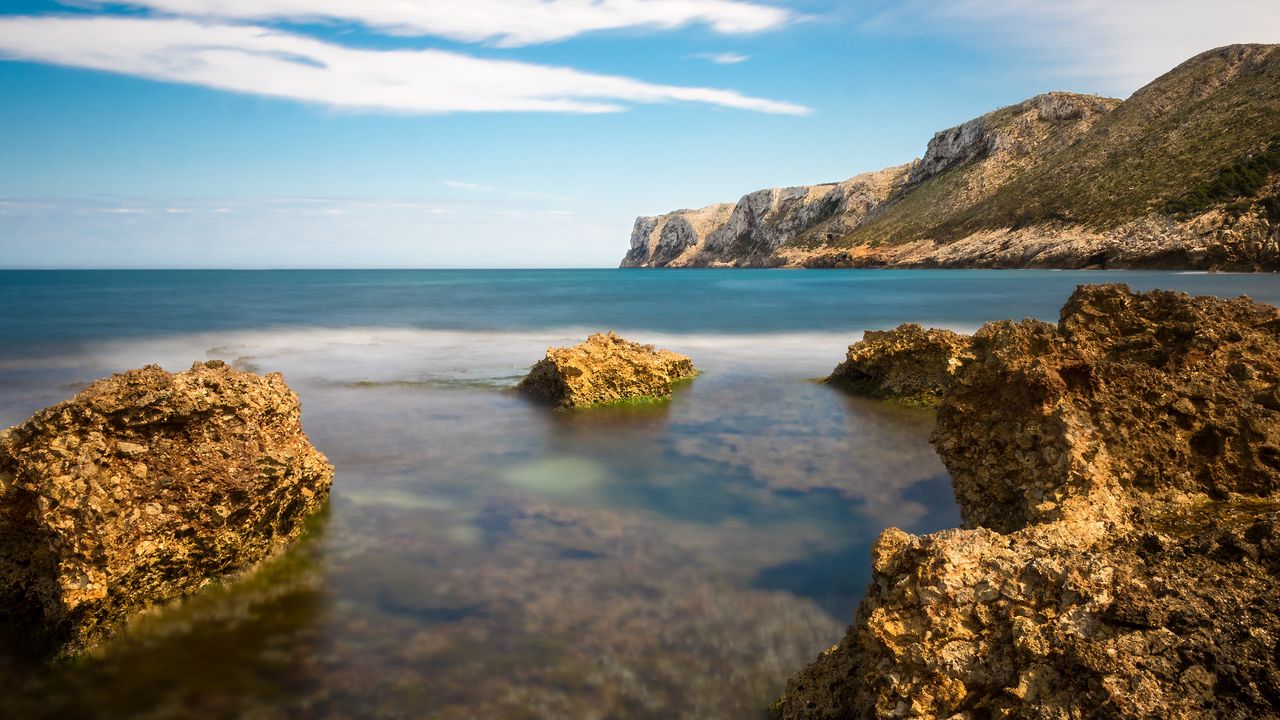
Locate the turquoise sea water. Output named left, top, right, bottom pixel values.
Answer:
left=0, top=269, right=1277, bottom=719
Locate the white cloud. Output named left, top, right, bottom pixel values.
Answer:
left=103, top=0, right=791, bottom=47
left=0, top=16, right=809, bottom=115
left=870, top=0, right=1280, bottom=94
left=441, top=181, right=486, bottom=191
left=689, top=52, right=750, bottom=64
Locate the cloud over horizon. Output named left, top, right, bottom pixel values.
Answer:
left=95, top=0, right=791, bottom=47
left=871, top=0, right=1280, bottom=94
left=0, top=15, right=810, bottom=115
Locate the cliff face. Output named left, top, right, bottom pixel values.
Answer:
left=772, top=285, right=1280, bottom=719
left=622, top=45, right=1280, bottom=271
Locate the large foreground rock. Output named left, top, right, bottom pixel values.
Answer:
left=827, top=324, right=973, bottom=406
left=773, top=285, right=1280, bottom=719
left=0, top=361, right=333, bottom=656
left=517, top=332, right=696, bottom=408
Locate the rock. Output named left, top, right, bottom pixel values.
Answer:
left=517, top=332, right=696, bottom=408
left=0, top=360, right=333, bottom=657
left=772, top=285, right=1280, bottom=719
left=827, top=324, right=973, bottom=406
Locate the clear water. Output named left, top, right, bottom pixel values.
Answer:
left=0, top=269, right=1276, bottom=719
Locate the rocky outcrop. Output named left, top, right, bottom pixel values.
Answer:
left=621, top=165, right=911, bottom=268
left=827, top=324, right=972, bottom=406
left=0, top=360, right=333, bottom=657
left=517, top=332, right=696, bottom=408
left=622, top=45, right=1280, bottom=271
left=772, top=285, right=1280, bottom=719
left=622, top=203, right=735, bottom=268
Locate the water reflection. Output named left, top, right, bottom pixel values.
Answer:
left=0, top=329, right=958, bottom=718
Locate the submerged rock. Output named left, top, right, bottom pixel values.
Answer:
left=0, top=360, right=333, bottom=657
left=517, top=332, right=696, bottom=408
left=827, top=324, right=973, bottom=406
left=773, top=285, right=1280, bottom=719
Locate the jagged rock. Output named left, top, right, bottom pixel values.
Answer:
left=772, top=285, right=1280, bottom=719
left=0, top=360, right=333, bottom=657
left=517, top=333, right=696, bottom=408
left=827, top=324, right=973, bottom=406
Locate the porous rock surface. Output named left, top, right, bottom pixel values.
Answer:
left=772, top=284, right=1280, bottom=719
left=517, top=332, right=696, bottom=408
left=827, top=324, right=973, bottom=406
left=0, top=360, right=333, bottom=656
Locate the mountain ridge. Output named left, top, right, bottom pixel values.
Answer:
left=621, top=44, right=1280, bottom=271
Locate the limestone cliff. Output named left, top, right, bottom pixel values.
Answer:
left=622, top=45, right=1280, bottom=271
left=0, top=361, right=333, bottom=657
left=771, top=285, right=1280, bottom=719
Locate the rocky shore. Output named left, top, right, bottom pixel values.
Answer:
left=0, top=360, right=333, bottom=657
left=773, top=284, right=1280, bottom=718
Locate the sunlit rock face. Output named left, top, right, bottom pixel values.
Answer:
left=773, top=285, right=1280, bottom=719
left=827, top=324, right=973, bottom=407
left=517, top=332, right=697, bottom=408
left=0, top=360, right=333, bottom=657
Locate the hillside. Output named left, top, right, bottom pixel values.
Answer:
left=621, top=44, right=1280, bottom=271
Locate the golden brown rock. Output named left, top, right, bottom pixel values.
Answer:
left=827, top=324, right=973, bottom=406
left=773, top=285, right=1280, bottom=719
left=0, top=360, right=333, bottom=657
left=517, top=332, right=696, bottom=408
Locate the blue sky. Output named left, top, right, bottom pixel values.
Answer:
left=1, top=0, right=1278, bottom=268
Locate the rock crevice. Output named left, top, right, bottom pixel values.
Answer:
left=773, top=285, right=1280, bottom=719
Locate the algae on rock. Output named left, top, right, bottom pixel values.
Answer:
left=0, top=360, right=334, bottom=657
left=517, top=332, right=696, bottom=409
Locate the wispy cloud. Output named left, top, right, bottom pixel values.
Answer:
left=98, top=0, right=791, bottom=47
left=869, top=0, right=1280, bottom=94
left=0, top=16, right=810, bottom=115
left=689, top=51, right=750, bottom=65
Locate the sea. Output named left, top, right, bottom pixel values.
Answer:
left=1, top=269, right=1277, bottom=719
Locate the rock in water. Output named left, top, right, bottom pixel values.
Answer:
left=773, top=285, right=1280, bottom=719
left=0, top=360, right=334, bottom=656
left=827, top=324, right=973, bottom=406
left=517, top=332, right=696, bottom=408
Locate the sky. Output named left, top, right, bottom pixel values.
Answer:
left=1, top=1, right=1278, bottom=268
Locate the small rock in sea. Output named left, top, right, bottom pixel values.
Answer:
left=517, top=332, right=696, bottom=409
left=826, top=323, right=973, bottom=406
left=0, top=360, right=333, bottom=657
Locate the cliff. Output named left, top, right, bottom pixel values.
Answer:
left=0, top=361, right=333, bottom=657
left=771, top=285, right=1280, bottom=718
left=622, top=45, right=1280, bottom=271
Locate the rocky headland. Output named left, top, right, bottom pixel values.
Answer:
left=774, top=284, right=1280, bottom=718
left=517, top=332, right=696, bottom=408
left=0, top=360, right=333, bottom=657
left=623, top=45, right=1280, bottom=271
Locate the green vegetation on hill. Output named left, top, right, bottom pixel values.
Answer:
left=1164, top=136, right=1280, bottom=217
left=840, top=44, right=1280, bottom=247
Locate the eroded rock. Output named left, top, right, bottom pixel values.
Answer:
left=827, top=324, right=973, bottom=406
left=0, top=360, right=333, bottom=656
left=773, top=285, right=1280, bottom=719
left=517, top=332, right=696, bottom=408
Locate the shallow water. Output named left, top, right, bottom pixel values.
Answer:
left=0, top=270, right=1276, bottom=719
